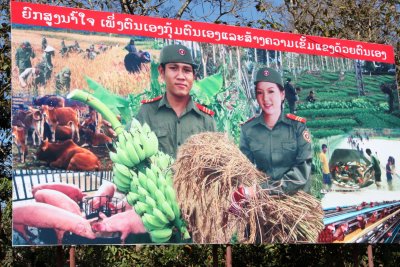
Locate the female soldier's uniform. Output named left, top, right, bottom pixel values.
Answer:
left=240, top=113, right=312, bottom=194
left=239, top=67, right=313, bottom=195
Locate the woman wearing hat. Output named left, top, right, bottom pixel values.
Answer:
left=239, top=67, right=313, bottom=196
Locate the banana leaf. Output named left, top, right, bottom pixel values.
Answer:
left=191, top=71, right=223, bottom=106
left=85, top=76, right=131, bottom=124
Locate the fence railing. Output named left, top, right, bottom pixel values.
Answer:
left=12, top=169, right=113, bottom=202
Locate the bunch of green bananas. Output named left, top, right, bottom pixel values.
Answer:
left=126, top=156, right=190, bottom=243
left=110, top=118, right=190, bottom=243
left=111, top=119, right=159, bottom=193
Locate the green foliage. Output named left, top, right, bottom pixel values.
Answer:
left=192, top=71, right=224, bottom=106
left=307, top=118, right=358, bottom=128
left=85, top=76, right=132, bottom=124
left=311, top=129, right=345, bottom=139
left=297, top=108, right=373, bottom=119
left=0, top=179, right=12, bottom=266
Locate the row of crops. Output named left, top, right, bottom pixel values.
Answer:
left=287, top=71, right=398, bottom=139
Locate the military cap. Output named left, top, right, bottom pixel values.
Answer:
left=159, top=44, right=197, bottom=68
left=254, top=67, right=283, bottom=87
left=22, top=41, right=31, bottom=47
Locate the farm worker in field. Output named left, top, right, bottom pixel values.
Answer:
left=295, top=87, right=302, bottom=104
left=124, top=38, right=138, bottom=54
left=74, top=40, right=80, bottom=51
left=380, top=83, right=394, bottom=113
left=319, top=144, right=332, bottom=193
left=366, top=148, right=382, bottom=187
left=18, top=67, right=42, bottom=96
left=15, top=41, right=36, bottom=75
left=284, top=77, right=298, bottom=114
left=134, top=44, right=216, bottom=158
left=60, top=39, right=68, bottom=57
left=42, top=45, right=55, bottom=83
left=41, top=36, right=47, bottom=51
left=238, top=67, right=312, bottom=197
left=55, top=67, right=71, bottom=95
left=385, top=156, right=395, bottom=183
left=306, top=90, right=316, bottom=103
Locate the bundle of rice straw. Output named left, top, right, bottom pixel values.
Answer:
left=173, top=132, right=324, bottom=244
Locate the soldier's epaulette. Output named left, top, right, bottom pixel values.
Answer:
left=286, top=113, right=306, bottom=123
left=240, top=116, right=256, bottom=126
left=195, top=103, right=215, bottom=116
left=141, top=95, right=163, bottom=104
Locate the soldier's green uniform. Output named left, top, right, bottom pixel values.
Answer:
left=41, top=37, right=47, bottom=51
left=42, top=46, right=55, bottom=83
left=240, top=113, right=312, bottom=194
left=370, top=154, right=381, bottom=182
left=240, top=66, right=312, bottom=195
left=60, top=39, right=68, bottom=56
left=137, top=95, right=216, bottom=158
left=15, top=41, right=35, bottom=74
left=55, top=67, right=71, bottom=95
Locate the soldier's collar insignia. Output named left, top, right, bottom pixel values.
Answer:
left=195, top=102, right=214, bottom=116
left=286, top=113, right=306, bottom=123
left=141, top=95, right=163, bottom=104
left=303, top=129, right=311, bottom=143
left=240, top=116, right=256, bottom=126
left=178, top=49, right=186, bottom=56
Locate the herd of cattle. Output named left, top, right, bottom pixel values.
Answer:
left=12, top=95, right=115, bottom=171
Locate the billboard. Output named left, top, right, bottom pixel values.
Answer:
left=11, top=2, right=400, bottom=245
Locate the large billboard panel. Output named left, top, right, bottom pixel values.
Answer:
left=11, top=2, right=400, bottom=245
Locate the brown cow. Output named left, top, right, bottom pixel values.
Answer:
left=12, top=108, right=43, bottom=146
left=36, top=139, right=100, bottom=171
left=55, top=121, right=75, bottom=141
left=80, top=126, right=112, bottom=147
left=41, top=105, right=80, bottom=142
left=81, top=108, right=103, bottom=134
left=12, top=126, right=28, bottom=163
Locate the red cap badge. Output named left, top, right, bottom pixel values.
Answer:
left=178, top=49, right=186, bottom=55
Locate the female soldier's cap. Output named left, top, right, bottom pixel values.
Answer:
left=159, top=44, right=197, bottom=68
left=254, top=67, right=283, bottom=87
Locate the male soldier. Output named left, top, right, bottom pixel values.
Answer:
left=42, top=46, right=55, bottom=83
left=60, top=39, right=68, bottom=57
left=136, top=44, right=216, bottom=157
left=284, top=77, right=297, bottom=113
left=319, top=144, right=332, bottom=193
left=41, top=36, right=47, bottom=51
left=366, top=148, right=382, bottom=187
left=55, top=67, right=71, bottom=95
left=73, top=40, right=81, bottom=52
left=15, top=41, right=36, bottom=74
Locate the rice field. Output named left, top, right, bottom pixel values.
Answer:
left=12, top=28, right=157, bottom=97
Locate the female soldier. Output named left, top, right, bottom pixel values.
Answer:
left=239, top=67, right=313, bottom=196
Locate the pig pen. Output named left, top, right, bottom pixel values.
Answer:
left=12, top=169, right=151, bottom=245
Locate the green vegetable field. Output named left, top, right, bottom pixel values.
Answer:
left=293, top=71, right=399, bottom=138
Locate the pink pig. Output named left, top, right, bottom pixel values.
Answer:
left=91, top=210, right=146, bottom=244
left=34, top=189, right=82, bottom=216
left=32, top=183, right=86, bottom=202
left=13, top=202, right=96, bottom=244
